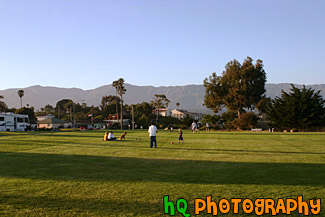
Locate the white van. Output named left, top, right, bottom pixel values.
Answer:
left=0, top=112, right=30, bottom=131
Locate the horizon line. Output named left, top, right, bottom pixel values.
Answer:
left=1, top=82, right=325, bottom=91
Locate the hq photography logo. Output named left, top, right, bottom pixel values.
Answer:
left=163, top=196, right=321, bottom=216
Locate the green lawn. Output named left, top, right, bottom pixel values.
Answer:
left=0, top=130, right=324, bottom=216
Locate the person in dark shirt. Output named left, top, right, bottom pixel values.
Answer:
left=178, top=128, right=184, bottom=143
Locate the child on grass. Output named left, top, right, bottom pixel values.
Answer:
left=178, top=129, right=184, bottom=143
left=103, top=132, right=108, bottom=141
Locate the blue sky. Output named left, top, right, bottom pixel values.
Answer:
left=0, top=0, right=324, bottom=90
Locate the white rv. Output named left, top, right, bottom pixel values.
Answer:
left=0, top=112, right=30, bottom=131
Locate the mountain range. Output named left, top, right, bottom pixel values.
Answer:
left=1, top=83, right=324, bottom=113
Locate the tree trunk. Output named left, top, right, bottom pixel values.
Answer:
left=120, top=96, right=123, bottom=130
left=20, top=97, right=22, bottom=108
left=115, top=90, right=118, bottom=116
left=156, top=107, right=159, bottom=121
left=237, top=108, right=241, bottom=130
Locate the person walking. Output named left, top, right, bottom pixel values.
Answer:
left=148, top=122, right=158, bottom=148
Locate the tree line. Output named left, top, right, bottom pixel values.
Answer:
left=1, top=57, right=324, bottom=131
left=203, top=57, right=325, bottom=131
left=0, top=79, right=191, bottom=129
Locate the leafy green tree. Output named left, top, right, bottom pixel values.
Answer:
left=15, top=107, right=36, bottom=121
left=176, top=102, right=180, bottom=109
left=17, top=89, right=24, bottom=108
left=256, top=96, right=272, bottom=114
left=113, top=78, right=126, bottom=129
left=151, top=94, right=170, bottom=121
left=182, top=115, right=195, bottom=127
left=220, top=111, right=237, bottom=129
left=132, top=102, right=155, bottom=125
left=156, top=116, right=182, bottom=129
left=55, top=99, right=73, bottom=121
left=0, top=95, right=8, bottom=112
left=203, top=57, right=266, bottom=120
left=100, top=95, right=120, bottom=118
left=234, top=112, right=258, bottom=130
left=37, top=104, right=56, bottom=116
left=44, top=104, right=55, bottom=114
left=202, top=114, right=220, bottom=126
left=89, top=106, right=101, bottom=120
left=268, top=85, right=325, bottom=131
left=138, top=114, right=149, bottom=128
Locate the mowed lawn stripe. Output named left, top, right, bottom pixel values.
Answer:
left=0, top=130, right=324, bottom=216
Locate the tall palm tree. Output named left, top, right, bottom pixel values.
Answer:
left=176, top=102, right=180, bottom=109
left=17, top=89, right=24, bottom=108
left=151, top=94, right=170, bottom=121
left=114, top=78, right=126, bottom=129
left=112, top=81, right=119, bottom=116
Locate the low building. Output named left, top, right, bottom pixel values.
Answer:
left=170, top=109, right=204, bottom=121
left=37, top=117, right=68, bottom=129
left=36, top=114, right=55, bottom=121
left=153, top=108, right=169, bottom=117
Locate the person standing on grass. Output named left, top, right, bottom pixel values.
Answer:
left=178, top=128, right=184, bottom=143
left=148, top=122, right=158, bottom=148
left=191, top=121, right=197, bottom=133
left=206, top=122, right=210, bottom=131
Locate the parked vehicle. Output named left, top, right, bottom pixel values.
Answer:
left=0, top=112, right=30, bottom=131
left=80, top=124, right=94, bottom=130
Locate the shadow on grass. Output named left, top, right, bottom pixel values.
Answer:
left=0, top=131, right=104, bottom=138
left=98, top=142, right=325, bottom=155
left=0, top=152, right=324, bottom=186
left=214, top=132, right=325, bottom=136
left=1, top=193, right=161, bottom=216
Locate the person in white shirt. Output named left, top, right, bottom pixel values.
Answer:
left=108, top=131, right=116, bottom=141
left=206, top=122, right=210, bottom=131
left=191, top=121, right=197, bottom=133
left=148, top=122, right=158, bottom=148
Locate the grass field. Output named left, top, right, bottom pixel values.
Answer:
left=0, top=130, right=324, bottom=216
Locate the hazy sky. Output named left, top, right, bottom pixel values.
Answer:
left=0, top=0, right=324, bottom=90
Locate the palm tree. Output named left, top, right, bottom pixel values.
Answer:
left=176, top=102, right=180, bottom=109
left=17, top=89, right=24, bottom=108
left=114, top=78, right=126, bottom=129
left=112, top=81, right=119, bottom=117
left=151, top=94, right=170, bottom=121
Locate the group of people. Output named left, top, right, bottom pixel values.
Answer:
left=191, top=121, right=199, bottom=133
left=105, top=120, right=216, bottom=148
left=103, top=122, right=184, bottom=148
left=103, top=131, right=127, bottom=141
left=103, top=121, right=212, bottom=148
left=191, top=121, right=210, bottom=132
left=103, top=131, right=117, bottom=141
left=148, top=122, right=183, bottom=148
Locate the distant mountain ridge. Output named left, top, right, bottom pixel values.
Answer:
left=1, top=83, right=324, bottom=112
